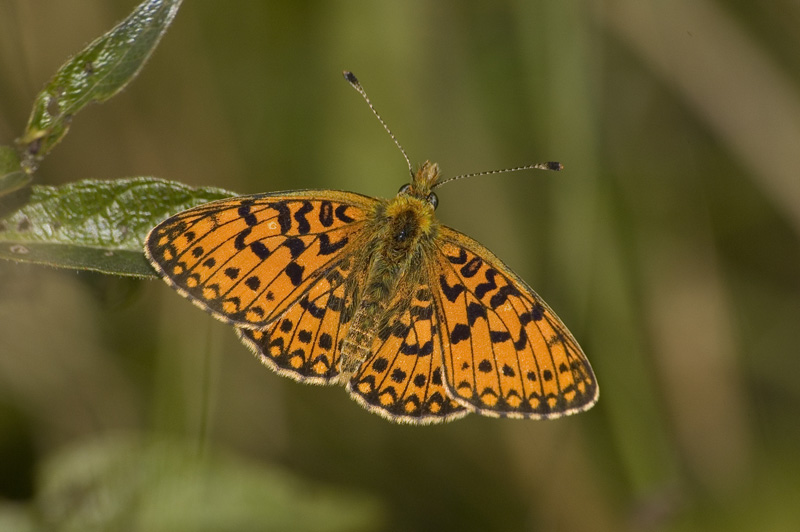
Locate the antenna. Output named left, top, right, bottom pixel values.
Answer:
left=432, top=161, right=563, bottom=189
left=343, top=71, right=414, bottom=177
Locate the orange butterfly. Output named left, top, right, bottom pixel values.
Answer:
left=144, top=72, right=598, bottom=424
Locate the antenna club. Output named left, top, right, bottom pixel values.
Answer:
left=547, top=161, right=564, bottom=171
left=343, top=70, right=358, bottom=86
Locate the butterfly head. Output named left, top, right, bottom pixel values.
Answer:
left=397, top=160, right=440, bottom=210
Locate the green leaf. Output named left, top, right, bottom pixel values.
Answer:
left=0, top=145, right=30, bottom=198
left=31, top=435, right=383, bottom=532
left=0, top=177, right=233, bottom=277
left=16, top=0, right=183, bottom=171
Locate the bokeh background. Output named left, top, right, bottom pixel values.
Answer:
left=1, top=1, right=799, bottom=530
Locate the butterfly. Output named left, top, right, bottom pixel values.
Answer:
left=144, top=72, right=598, bottom=424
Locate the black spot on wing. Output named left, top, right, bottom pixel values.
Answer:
left=283, top=237, right=306, bottom=259
left=238, top=203, right=258, bottom=226
left=294, top=201, right=313, bottom=234
left=390, top=322, right=411, bottom=339
left=446, top=247, right=468, bottom=264
left=531, top=302, right=545, bottom=321
left=319, top=333, right=333, bottom=349
left=234, top=227, right=251, bottom=250
left=460, top=256, right=482, bottom=278
left=335, top=204, right=354, bottom=223
left=450, top=324, right=470, bottom=344
left=250, top=241, right=270, bottom=260
left=319, top=233, right=348, bottom=255
left=299, top=295, right=326, bottom=319
left=399, top=342, right=419, bottom=355
left=489, top=330, right=511, bottom=342
left=418, top=340, right=433, bottom=356
left=410, top=305, right=433, bottom=320
left=466, top=302, right=487, bottom=325
left=519, top=303, right=546, bottom=325
left=372, top=357, right=389, bottom=372
left=513, top=328, right=528, bottom=350
left=285, top=262, right=304, bottom=286
left=439, top=275, right=465, bottom=303
left=327, top=294, right=344, bottom=311
left=319, top=201, right=334, bottom=227
left=245, top=276, right=261, bottom=291
left=272, top=202, right=291, bottom=233
left=475, top=269, right=497, bottom=299
left=489, top=284, right=520, bottom=309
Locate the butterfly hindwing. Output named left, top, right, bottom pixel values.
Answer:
left=433, top=227, right=598, bottom=419
left=348, top=282, right=469, bottom=423
left=145, top=190, right=377, bottom=328
left=237, top=253, right=362, bottom=383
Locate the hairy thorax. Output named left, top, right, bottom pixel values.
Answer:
left=376, top=193, right=438, bottom=267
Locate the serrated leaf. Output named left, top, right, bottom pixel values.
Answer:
left=16, top=0, right=183, bottom=171
left=0, top=145, right=29, bottom=198
left=0, top=177, right=233, bottom=277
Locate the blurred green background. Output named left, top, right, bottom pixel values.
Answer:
left=2, top=1, right=800, bottom=530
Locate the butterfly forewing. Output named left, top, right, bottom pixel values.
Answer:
left=433, top=227, right=598, bottom=418
left=145, top=190, right=377, bottom=328
left=348, top=281, right=470, bottom=423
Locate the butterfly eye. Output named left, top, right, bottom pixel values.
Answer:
left=427, top=192, right=439, bottom=210
left=398, top=184, right=412, bottom=195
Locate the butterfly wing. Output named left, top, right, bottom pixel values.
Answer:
left=348, top=281, right=470, bottom=423
left=432, top=226, right=598, bottom=419
left=145, top=190, right=377, bottom=328
left=236, top=250, right=363, bottom=384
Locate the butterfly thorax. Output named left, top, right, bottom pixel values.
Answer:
left=337, top=164, right=441, bottom=378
